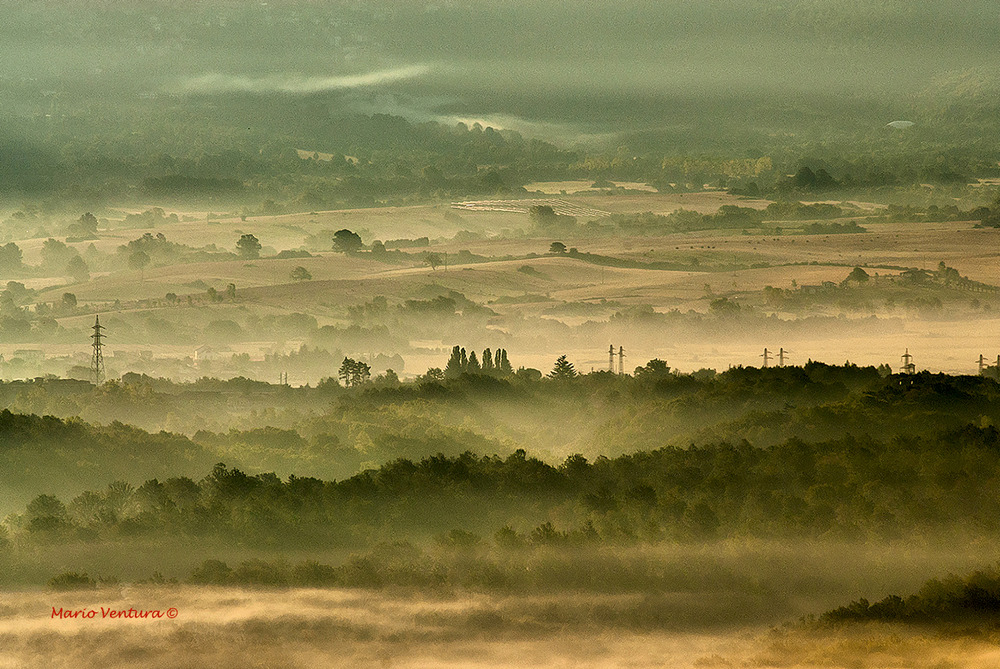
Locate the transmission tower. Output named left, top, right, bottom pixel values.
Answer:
left=90, top=315, right=106, bottom=385
left=900, top=348, right=915, bottom=374
left=618, top=346, right=626, bottom=375
left=778, top=348, right=790, bottom=367
left=609, top=344, right=615, bottom=373
left=761, top=347, right=771, bottom=368
left=979, top=354, right=986, bottom=375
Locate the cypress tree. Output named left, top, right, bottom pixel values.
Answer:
left=445, top=345, right=463, bottom=378
left=499, top=349, right=513, bottom=376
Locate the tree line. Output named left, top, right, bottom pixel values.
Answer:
left=11, top=421, right=1000, bottom=551
left=444, top=346, right=513, bottom=378
left=823, top=564, right=1000, bottom=625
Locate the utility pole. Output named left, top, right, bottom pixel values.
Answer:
left=761, top=347, right=771, bottom=368
left=90, top=315, right=105, bottom=385
left=609, top=344, right=615, bottom=373
left=618, top=346, right=625, bottom=375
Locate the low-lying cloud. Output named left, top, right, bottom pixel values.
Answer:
left=176, top=65, right=430, bottom=94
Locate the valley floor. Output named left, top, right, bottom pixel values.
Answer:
left=2, top=586, right=997, bottom=668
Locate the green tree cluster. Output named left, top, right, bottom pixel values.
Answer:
left=338, top=357, right=372, bottom=387
left=444, top=345, right=513, bottom=378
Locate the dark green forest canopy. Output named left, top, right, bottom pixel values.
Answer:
left=0, top=408, right=220, bottom=504
left=10, top=423, right=1000, bottom=548
left=7, top=365, right=1000, bottom=551
left=7, top=364, right=1000, bottom=494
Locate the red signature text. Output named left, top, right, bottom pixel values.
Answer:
left=51, top=606, right=178, bottom=620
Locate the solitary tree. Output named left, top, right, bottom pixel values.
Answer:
left=548, top=355, right=577, bottom=380
left=78, top=212, right=99, bottom=235
left=0, top=242, right=22, bottom=272
left=424, top=252, right=443, bottom=270
left=549, top=241, right=567, bottom=254
left=529, top=205, right=558, bottom=226
left=41, top=238, right=75, bottom=272
left=236, top=234, right=261, bottom=259
left=846, top=267, right=870, bottom=284
left=635, top=359, right=671, bottom=379
left=290, top=266, right=312, bottom=282
left=530, top=205, right=576, bottom=229
left=333, top=229, right=363, bottom=253
left=128, top=249, right=150, bottom=282
left=66, top=256, right=89, bottom=283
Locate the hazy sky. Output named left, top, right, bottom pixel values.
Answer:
left=2, top=1, right=998, bottom=139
